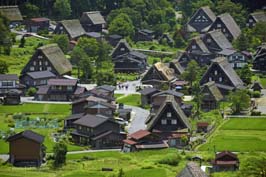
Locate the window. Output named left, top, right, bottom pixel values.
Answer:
left=33, top=81, right=36, bottom=86
left=249, top=19, right=253, bottom=22
left=39, top=67, right=42, bottom=71
left=2, top=81, right=14, bottom=87
left=38, top=55, right=43, bottom=59
left=217, top=23, right=221, bottom=28
left=33, top=61, right=36, bottom=66
left=214, top=70, right=218, bottom=75
left=47, top=67, right=52, bottom=71
left=171, top=119, right=177, bottom=125
left=207, top=38, right=211, bottom=43
left=67, top=86, right=73, bottom=91
left=192, top=45, right=196, bottom=49
left=219, top=77, right=223, bottom=82
left=223, top=28, right=226, bottom=32
left=161, top=119, right=167, bottom=125
left=30, top=66, right=34, bottom=71
left=120, top=47, right=125, bottom=51
left=209, top=77, right=212, bottom=81
left=45, top=61, right=48, bottom=66
left=39, top=61, right=42, bottom=65
left=167, top=112, right=172, bottom=117
left=79, top=126, right=82, bottom=130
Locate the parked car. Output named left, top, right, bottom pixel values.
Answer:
left=115, top=117, right=128, bottom=126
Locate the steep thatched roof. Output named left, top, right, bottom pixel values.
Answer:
left=216, top=13, right=241, bottom=39
left=0, top=6, right=22, bottom=22
left=201, top=81, right=223, bottom=101
left=177, top=162, right=208, bottom=177
left=250, top=11, right=266, bottom=23
left=154, top=62, right=176, bottom=81
left=206, top=30, right=233, bottom=50
left=146, top=95, right=191, bottom=131
left=60, top=20, right=85, bottom=39
left=169, top=59, right=185, bottom=75
left=80, top=11, right=106, bottom=25
left=39, top=44, right=72, bottom=75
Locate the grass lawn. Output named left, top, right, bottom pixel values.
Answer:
left=0, top=103, right=71, bottom=114
left=0, top=149, right=187, bottom=177
left=198, top=118, right=266, bottom=152
left=116, top=73, right=140, bottom=82
left=252, top=75, right=266, bottom=88
left=116, top=94, right=141, bottom=107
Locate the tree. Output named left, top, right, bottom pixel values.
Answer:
left=233, top=31, right=249, bottom=51
left=228, top=89, right=250, bottom=114
left=97, top=40, right=112, bottom=69
left=19, top=36, right=26, bottom=48
left=173, top=29, right=186, bottom=48
left=52, top=34, right=69, bottom=53
left=20, top=2, right=40, bottom=18
left=76, top=37, right=99, bottom=57
left=192, top=82, right=202, bottom=119
left=109, top=13, right=135, bottom=38
left=252, top=22, right=266, bottom=43
left=239, top=156, right=266, bottom=177
left=80, top=56, right=94, bottom=81
left=53, top=141, right=67, bottom=168
left=237, top=65, right=252, bottom=84
left=0, top=14, right=12, bottom=55
left=0, top=60, right=8, bottom=74
left=53, top=0, right=72, bottom=20
left=117, top=168, right=125, bottom=177
left=181, top=60, right=200, bottom=87
left=95, top=61, right=116, bottom=86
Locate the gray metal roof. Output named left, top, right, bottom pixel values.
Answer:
left=73, top=114, right=110, bottom=128
left=26, top=71, right=56, bottom=79
left=7, top=130, right=44, bottom=143
left=0, top=74, right=18, bottom=81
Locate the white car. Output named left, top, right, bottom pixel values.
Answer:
left=115, top=118, right=128, bottom=126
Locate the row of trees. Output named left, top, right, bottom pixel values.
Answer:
left=71, top=37, right=116, bottom=85
left=0, top=14, right=12, bottom=55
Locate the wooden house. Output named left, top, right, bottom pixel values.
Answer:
left=0, top=6, right=23, bottom=26
left=71, top=114, right=125, bottom=149
left=21, top=44, right=72, bottom=76
left=185, top=36, right=215, bottom=66
left=146, top=95, right=191, bottom=147
left=35, top=79, right=86, bottom=101
left=107, top=34, right=122, bottom=46
left=185, top=6, right=216, bottom=34
left=3, top=90, right=21, bottom=105
left=151, top=90, right=184, bottom=112
left=20, top=70, right=56, bottom=88
left=141, top=62, right=176, bottom=89
left=250, top=81, right=263, bottom=92
left=65, top=113, right=85, bottom=128
left=158, top=34, right=174, bottom=46
left=6, top=130, right=45, bottom=167
left=80, top=11, right=106, bottom=32
left=200, top=57, right=245, bottom=95
left=211, top=151, right=239, bottom=172
left=111, top=39, right=148, bottom=73
left=169, top=60, right=184, bottom=76
left=227, top=51, right=249, bottom=69
left=0, top=74, right=24, bottom=96
left=177, top=162, right=208, bottom=177
left=253, top=43, right=266, bottom=72
left=54, top=20, right=85, bottom=40
left=208, top=13, right=241, bottom=42
left=26, top=18, right=50, bottom=33
left=200, top=81, right=223, bottom=111
left=135, top=29, right=155, bottom=42
left=197, top=122, right=209, bottom=133
left=177, top=51, right=193, bottom=68
left=122, top=129, right=168, bottom=152
left=84, top=101, right=116, bottom=117
left=139, top=87, right=160, bottom=106
left=246, top=11, right=266, bottom=28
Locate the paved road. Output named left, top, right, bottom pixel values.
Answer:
left=115, top=80, right=141, bottom=95
left=21, top=97, right=71, bottom=104
left=256, top=89, right=266, bottom=114
left=125, top=105, right=149, bottom=134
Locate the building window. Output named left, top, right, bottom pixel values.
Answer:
left=249, top=19, right=253, bottom=22
left=161, top=119, right=167, bottom=125
left=171, top=119, right=177, bottom=125
left=219, top=77, right=223, bottom=82
left=79, top=126, right=82, bottom=130
left=38, top=55, right=43, bottom=59
left=47, top=67, right=52, bottom=71
left=192, top=45, right=196, bottom=49
left=30, top=66, right=34, bottom=71
left=33, top=61, right=36, bottom=66
left=209, top=77, right=212, bottom=81
left=217, top=23, right=221, bottom=28
left=207, top=38, right=211, bottom=43
left=67, top=86, right=72, bottom=91
left=45, top=61, right=48, bottom=66
left=214, top=70, right=218, bottom=75
left=223, top=28, right=226, bottom=32
left=120, top=47, right=125, bottom=51
left=167, top=112, right=172, bottom=117
left=39, top=61, right=42, bottom=65
left=39, top=67, right=42, bottom=71
left=2, top=81, right=14, bottom=87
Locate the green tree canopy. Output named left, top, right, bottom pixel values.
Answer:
left=181, top=60, right=200, bottom=87
left=109, top=13, right=135, bottom=38
left=53, top=0, right=72, bottom=20
left=20, top=2, right=40, bottom=18
left=0, top=14, right=12, bottom=55
left=239, top=156, right=266, bottom=177
left=53, top=141, right=67, bottom=168
left=228, top=89, right=250, bottom=114
left=0, top=60, right=9, bottom=74
left=51, top=34, right=69, bottom=53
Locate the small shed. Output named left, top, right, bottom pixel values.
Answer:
left=26, top=17, right=50, bottom=33
left=197, top=122, right=209, bottom=133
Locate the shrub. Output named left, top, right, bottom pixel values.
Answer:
left=253, top=91, right=261, bottom=98
left=37, top=29, right=49, bottom=36
left=251, top=110, right=261, bottom=116
left=26, top=87, right=37, bottom=96
left=158, top=154, right=181, bottom=166
left=12, top=113, right=25, bottom=120
left=149, top=45, right=157, bottom=50
left=82, top=156, right=96, bottom=161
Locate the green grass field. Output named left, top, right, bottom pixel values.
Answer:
left=0, top=149, right=187, bottom=177
left=116, top=94, right=141, bottom=107
left=0, top=103, right=71, bottom=114
left=198, top=118, right=266, bottom=152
